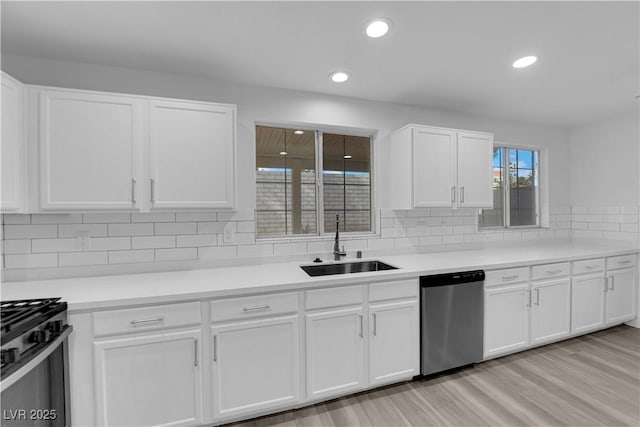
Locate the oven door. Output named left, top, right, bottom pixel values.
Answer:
left=1, top=327, right=72, bottom=427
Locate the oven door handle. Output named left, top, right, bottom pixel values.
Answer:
left=0, top=325, right=73, bottom=393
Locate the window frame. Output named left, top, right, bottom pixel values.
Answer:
left=254, top=122, right=377, bottom=240
left=480, top=142, right=547, bottom=230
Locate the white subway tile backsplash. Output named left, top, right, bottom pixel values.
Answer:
left=108, top=223, right=154, bottom=237
left=132, top=213, right=175, bottom=223
left=84, top=213, right=130, bottom=223
left=231, top=233, right=255, bottom=245
left=2, top=214, right=31, bottom=225
left=419, top=236, right=442, bottom=246
left=5, top=253, right=58, bottom=269
left=236, top=221, right=256, bottom=233
left=2, top=239, right=31, bottom=254
left=88, top=237, right=131, bottom=251
left=5, top=225, right=58, bottom=239
left=132, top=236, right=176, bottom=249
left=156, top=248, right=198, bottom=262
left=238, top=244, right=274, bottom=258
left=155, top=222, right=196, bottom=235
left=176, top=212, right=217, bottom=222
left=58, top=224, right=108, bottom=238
left=198, top=246, right=237, bottom=260
left=197, top=222, right=226, bottom=234
left=442, top=235, right=463, bottom=244
left=273, top=242, right=307, bottom=256
left=59, top=251, right=108, bottom=267
left=31, top=214, right=82, bottom=224
left=587, top=222, right=620, bottom=232
left=108, top=250, right=154, bottom=264
left=32, top=238, right=79, bottom=253
left=176, top=234, right=218, bottom=247
left=216, top=209, right=254, bottom=222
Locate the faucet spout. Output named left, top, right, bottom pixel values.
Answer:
left=333, top=214, right=346, bottom=261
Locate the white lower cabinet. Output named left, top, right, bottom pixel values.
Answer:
left=210, top=315, right=300, bottom=420
left=530, top=278, right=571, bottom=345
left=93, top=329, right=203, bottom=427
left=484, top=283, right=530, bottom=358
left=605, top=268, right=636, bottom=324
left=572, top=273, right=606, bottom=334
left=368, top=299, right=419, bottom=385
left=305, top=306, right=365, bottom=400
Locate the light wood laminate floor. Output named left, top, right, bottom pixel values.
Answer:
left=226, top=325, right=640, bottom=427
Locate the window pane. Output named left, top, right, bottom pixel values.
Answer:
left=256, top=126, right=316, bottom=237
left=323, top=133, right=371, bottom=233
left=479, top=147, right=505, bottom=228
left=509, top=148, right=538, bottom=226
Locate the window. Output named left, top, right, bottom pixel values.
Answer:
left=255, top=125, right=372, bottom=238
left=479, top=146, right=539, bottom=228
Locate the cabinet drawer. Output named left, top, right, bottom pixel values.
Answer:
left=485, top=267, right=530, bottom=287
left=210, top=292, right=298, bottom=323
left=531, top=262, right=570, bottom=281
left=606, top=254, right=637, bottom=271
left=306, top=285, right=364, bottom=310
left=572, top=258, right=605, bottom=275
left=369, top=279, right=418, bottom=302
left=93, top=302, right=201, bottom=337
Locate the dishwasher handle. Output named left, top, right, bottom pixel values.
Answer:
left=420, top=270, right=485, bottom=287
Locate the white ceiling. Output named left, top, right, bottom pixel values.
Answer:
left=2, top=1, right=638, bottom=127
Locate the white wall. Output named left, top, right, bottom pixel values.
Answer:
left=2, top=54, right=571, bottom=209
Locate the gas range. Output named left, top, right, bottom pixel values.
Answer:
left=1, top=298, right=70, bottom=383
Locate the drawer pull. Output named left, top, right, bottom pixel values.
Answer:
left=359, top=315, right=364, bottom=338
left=618, top=260, right=632, bottom=265
left=608, top=276, right=615, bottom=291
left=526, top=290, right=532, bottom=307
left=130, top=317, right=164, bottom=326
left=535, top=288, right=540, bottom=306
left=243, top=305, right=271, bottom=313
left=372, top=313, right=377, bottom=336
left=213, top=335, right=218, bottom=362
left=585, top=265, right=594, bottom=270
left=545, top=269, right=563, bottom=275
left=194, top=339, right=198, bottom=368
left=502, top=275, right=519, bottom=281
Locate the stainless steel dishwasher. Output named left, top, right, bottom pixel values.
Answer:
left=420, top=270, right=484, bottom=376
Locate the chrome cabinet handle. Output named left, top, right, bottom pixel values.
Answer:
left=130, top=317, right=164, bottom=325
left=535, top=288, right=540, bottom=306
left=243, top=305, right=270, bottom=312
left=502, top=274, right=519, bottom=281
left=359, top=314, right=363, bottom=338
left=608, top=276, right=615, bottom=291
left=213, top=335, right=218, bottom=362
left=150, top=178, right=156, bottom=203
left=131, top=179, right=137, bottom=204
left=604, top=277, right=609, bottom=293
left=451, top=186, right=456, bottom=203
left=194, top=339, right=198, bottom=367
left=372, top=313, right=377, bottom=336
left=526, top=290, right=532, bottom=307
left=460, top=186, right=465, bottom=203
left=546, top=269, right=563, bottom=275
left=619, top=260, right=632, bottom=265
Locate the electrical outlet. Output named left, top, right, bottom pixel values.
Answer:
left=223, top=224, right=234, bottom=243
left=76, top=230, right=91, bottom=250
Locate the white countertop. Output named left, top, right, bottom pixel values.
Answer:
left=2, top=240, right=637, bottom=313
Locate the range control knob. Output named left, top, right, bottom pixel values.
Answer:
left=29, top=329, right=51, bottom=344
left=48, top=320, right=64, bottom=334
left=1, top=348, right=19, bottom=364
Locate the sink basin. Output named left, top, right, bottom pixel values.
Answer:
left=301, top=260, right=398, bottom=277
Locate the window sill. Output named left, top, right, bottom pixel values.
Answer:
left=478, top=226, right=548, bottom=232
left=256, top=232, right=378, bottom=244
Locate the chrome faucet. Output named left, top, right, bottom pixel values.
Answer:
left=333, top=214, right=347, bottom=261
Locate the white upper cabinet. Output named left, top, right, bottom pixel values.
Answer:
left=389, top=124, right=493, bottom=209
left=38, top=89, right=142, bottom=211
left=149, top=100, right=235, bottom=209
left=1, top=72, right=26, bottom=212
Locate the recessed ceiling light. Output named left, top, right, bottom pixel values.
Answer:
left=344, top=155, right=352, bottom=159
left=512, top=56, right=538, bottom=68
left=365, top=19, right=390, bottom=38
left=280, top=151, right=287, bottom=156
left=294, top=130, right=304, bottom=135
left=330, top=71, right=350, bottom=83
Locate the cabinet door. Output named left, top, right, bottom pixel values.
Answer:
left=530, top=279, right=571, bottom=345
left=369, top=300, right=419, bottom=386
left=456, top=131, right=493, bottom=208
left=571, top=274, right=606, bottom=334
left=484, top=284, right=529, bottom=358
left=605, top=268, right=636, bottom=324
left=93, top=329, right=202, bottom=427
left=306, top=307, right=365, bottom=400
left=149, top=100, right=235, bottom=209
left=1, top=73, right=25, bottom=212
left=39, top=89, right=142, bottom=210
left=211, top=316, right=300, bottom=420
left=412, top=127, right=456, bottom=207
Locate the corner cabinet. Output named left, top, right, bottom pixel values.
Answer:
left=27, top=85, right=237, bottom=212
left=149, top=100, right=235, bottom=209
left=1, top=72, right=26, bottom=212
left=388, top=124, right=493, bottom=209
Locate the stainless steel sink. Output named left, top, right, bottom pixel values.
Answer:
left=300, top=260, right=398, bottom=277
